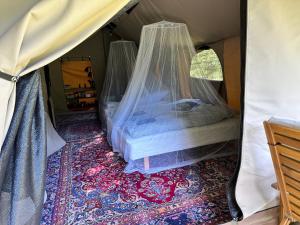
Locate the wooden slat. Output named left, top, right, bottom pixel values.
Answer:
left=277, top=145, right=300, bottom=163
left=275, top=133, right=300, bottom=149
left=282, top=166, right=300, bottom=181
left=290, top=203, right=300, bottom=219
left=264, top=121, right=300, bottom=223
left=285, top=176, right=300, bottom=191
left=279, top=155, right=300, bottom=172
left=270, top=123, right=300, bottom=141
left=288, top=194, right=300, bottom=208
left=286, top=185, right=300, bottom=199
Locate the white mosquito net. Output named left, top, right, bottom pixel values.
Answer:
left=110, top=21, right=233, bottom=173
left=100, top=40, right=137, bottom=130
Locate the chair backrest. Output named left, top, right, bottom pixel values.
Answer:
left=264, top=120, right=300, bottom=222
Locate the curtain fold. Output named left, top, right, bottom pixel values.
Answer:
left=0, top=71, right=46, bottom=225
left=0, top=0, right=131, bottom=150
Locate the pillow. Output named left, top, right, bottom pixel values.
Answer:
left=140, top=90, right=169, bottom=103
left=173, top=98, right=203, bottom=105
left=172, top=99, right=202, bottom=111
left=173, top=102, right=198, bottom=111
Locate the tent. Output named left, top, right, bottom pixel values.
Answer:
left=1, top=0, right=299, bottom=223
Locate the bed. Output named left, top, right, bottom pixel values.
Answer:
left=111, top=99, right=240, bottom=173
left=116, top=116, right=239, bottom=161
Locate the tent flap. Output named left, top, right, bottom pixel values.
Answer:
left=0, top=0, right=131, bottom=77
left=0, top=0, right=131, bottom=149
left=236, top=0, right=300, bottom=218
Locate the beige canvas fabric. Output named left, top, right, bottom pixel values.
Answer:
left=236, top=0, right=300, bottom=218
left=113, top=0, right=240, bottom=45
left=0, top=0, right=131, bottom=149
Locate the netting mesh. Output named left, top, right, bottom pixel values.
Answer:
left=110, top=21, right=233, bottom=173
left=100, top=40, right=137, bottom=130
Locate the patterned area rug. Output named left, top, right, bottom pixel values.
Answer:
left=41, top=118, right=236, bottom=225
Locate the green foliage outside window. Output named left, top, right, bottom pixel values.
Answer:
left=190, top=49, right=223, bottom=81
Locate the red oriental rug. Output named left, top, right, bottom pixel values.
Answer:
left=41, top=119, right=236, bottom=225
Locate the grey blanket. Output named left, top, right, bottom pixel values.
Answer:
left=125, top=104, right=232, bottom=138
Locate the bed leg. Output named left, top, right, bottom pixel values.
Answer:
left=144, top=157, right=150, bottom=170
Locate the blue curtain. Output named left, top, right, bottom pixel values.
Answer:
left=0, top=71, right=46, bottom=225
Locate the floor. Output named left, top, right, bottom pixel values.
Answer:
left=41, top=114, right=237, bottom=225
left=222, top=207, right=279, bottom=225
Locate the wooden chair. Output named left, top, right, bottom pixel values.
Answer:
left=264, top=120, right=300, bottom=225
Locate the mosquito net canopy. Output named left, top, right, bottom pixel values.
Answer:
left=110, top=21, right=234, bottom=173
left=101, top=40, right=137, bottom=104
left=100, top=40, right=137, bottom=129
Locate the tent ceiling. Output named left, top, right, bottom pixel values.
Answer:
left=113, top=0, right=240, bottom=45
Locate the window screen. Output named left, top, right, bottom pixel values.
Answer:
left=190, top=49, right=223, bottom=81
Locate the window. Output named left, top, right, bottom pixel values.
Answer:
left=190, top=49, right=223, bottom=81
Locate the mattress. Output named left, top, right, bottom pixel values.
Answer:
left=124, top=104, right=232, bottom=138
left=115, top=116, right=240, bottom=162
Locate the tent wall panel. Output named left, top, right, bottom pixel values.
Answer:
left=49, top=30, right=116, bottom=114
left=0, top=80, right=15, bottom=151
left=0, top=0, right=131, bottom=77
left=209, top=41, right=224, bottom=68
left=114, top=0, right=240, bottom=46
left=0, top=0, right=131, bottom=149
left=205, top=41, right=225, bottom=97
left=0, top=0, right=39, bottom=36
left=223, top=36, right=241, bottom=112
left=236, top=0, right=300, bottom=218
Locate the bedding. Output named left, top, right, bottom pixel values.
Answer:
left=124, top=103, right=232, bottom=138
left=115, top=116, right=240, bottom=166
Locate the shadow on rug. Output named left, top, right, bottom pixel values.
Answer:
left=41, top=120, right=236, bottom=225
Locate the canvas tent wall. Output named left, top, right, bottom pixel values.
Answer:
left=235, top=0, right=300, bottom=219
left=47, top=30, right=118, bottom=114
left=0, top=0, right=133, bottom=150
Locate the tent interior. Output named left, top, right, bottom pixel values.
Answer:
left=39, top=0, right=242, bottom=223
left=1, top=0, right=250, bottom=224
left=46, top=0, right=241, bottom=119
left=43, top=0, right=241, bottom=222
